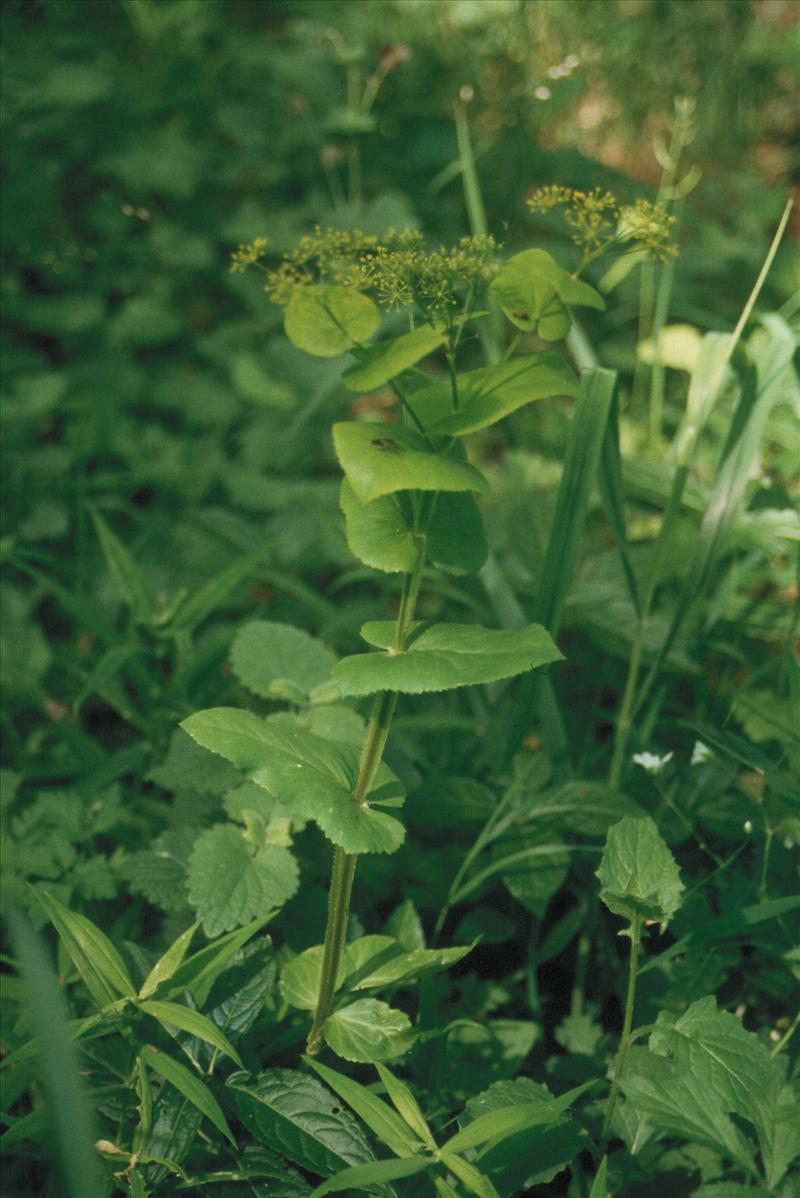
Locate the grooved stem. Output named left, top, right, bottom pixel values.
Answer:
left=600, top=914, right=641, bottom=1148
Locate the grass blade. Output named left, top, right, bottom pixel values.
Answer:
left=7, top=909, right=104, bottom=1198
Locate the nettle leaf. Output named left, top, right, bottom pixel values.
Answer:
left=490, top=249, right=604, bottom=341
left=649, top=997, right=772, bottom=1121
left=596, top=816, right=684, bottom=928
left=332, top=421, right=488, bottom=504
left=340, top=482, right=487, bottom=575
left=408, top=354, right=579, bottom=437
left=620, top=1047, right=754, bottom=1169
left=647, top=997, right=800, bottom=1186
left=323, top=998, right=414, bottom=1063
left=149, top=728, right=243, bottom=796
left=285, top=285, right=380, bottom=358
left=227, top=1068, right=377, bottom=1176
left=181, top=709, right=405, bottom=855
left=343, top=323, right=446, bottom=391
left=186, top=825, right=299, bottom=937
left=231, top=620, right=336, bottom=703
left=331, top=622, right=563, bottom=697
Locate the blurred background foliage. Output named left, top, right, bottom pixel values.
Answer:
left=1, top=0, right=797, bottom=915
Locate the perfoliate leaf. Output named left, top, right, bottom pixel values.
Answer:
left=343, top=323, right=446, bottom=391
left=490, top=249, right=604, bottom=341
left=331, top=622, right=563, bottom=697
left=596, top=816, right=684, bottom=928
left=230, top=620, right=336, bottom=702
left=332, top=421, right=489, bottom=504
left=323, top=998, right=414, bottom=1063
left=142, top=1045, right=236, bottom=1147
left=281, top=945, right=336, bottom=1011
left=186, top=825, right=299, bottom=937
left=227, top=1069, right=377, bottom=1176
left=181, top=709, right=405, bottom=855
left=340, top=482, right=487, bottom=575
left=407, top=353, right=579, bottom=436
left=285, top=285, right=379, bottom=358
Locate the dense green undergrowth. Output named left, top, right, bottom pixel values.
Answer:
left=2, top=3, right=799, bottom=1197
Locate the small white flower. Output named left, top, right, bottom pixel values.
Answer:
left=744, top=820, right=753, bottom=834
left=632, top=751, right=674, bottom=776
left=691, top=740, right=712, bottom=766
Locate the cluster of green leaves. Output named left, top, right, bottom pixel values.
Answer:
left=2, top=3, right=799, bottom=1197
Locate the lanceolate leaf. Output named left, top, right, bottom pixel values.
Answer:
left=305, top=1057, right=422, bottom=1158
left=285, top=285, right=380, bottom=358
left=35, top=888, right=135, bottom=1007
left=227, top=1069, right=377, bottom=1176
left=331, top=622, right=563, bottom=697
left=323, top=998, right=414, bottom=1063
left=443, top=1081, right=595, bottom=1154
left=340, top=482, right=487, bottom=575
left=142, top=1045, right=236, bottom=1147
left=596, top=815, right=684, bottom=927
left=309, top=1156, right=432, bottom=1197
left=181, top=709, right=405, bottom=854
left=407, top=353, right=579, bottom=436
left=343, top=323, right=447, bottom=391
left=332, top=421, right=489, bottom=504
left=138, top=1000, right=244, bottom=1068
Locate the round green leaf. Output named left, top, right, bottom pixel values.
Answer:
left=340, top=482, right=487, bottom=575
left=323, top=999, right=414, bottom=1063
left=332, top=421, right=489, bottom=504
left=285, top=285, right=380, bottom=358
left=230, top=620, right=336, bottom=701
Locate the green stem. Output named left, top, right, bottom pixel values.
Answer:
left=601, top=914, right=641, bottom=1148
left=306, top=538, right=426, bottom=1055
left=306, top=691, right=395, bottom=1056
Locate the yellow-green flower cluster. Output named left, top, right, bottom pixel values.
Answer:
left=618, top=199, right=677, bottom=262
left=230, top=236, right=269, bottom=273
left=264, top=226, right=379, bottom=304
left=356, top=230, right=501, bottom=316
left=526, top=186, right=676, bottom=266
left=247, top=226, right=502, bottom=316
